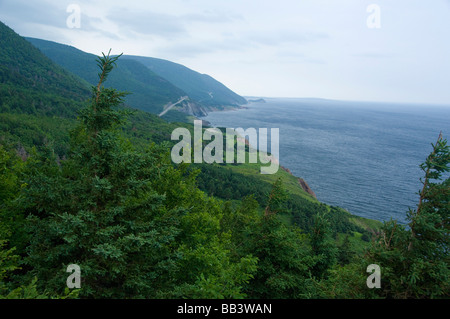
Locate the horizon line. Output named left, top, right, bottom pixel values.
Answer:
left=243, top=96, right=450, bottom=107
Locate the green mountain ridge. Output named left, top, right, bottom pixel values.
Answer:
left=25, top=37, right=193, bottom=117
left=25, top=37, right=248, bottom=120
left=123, top=55, right=248, bottom=109
left=0, top=24, right=90, bottom=118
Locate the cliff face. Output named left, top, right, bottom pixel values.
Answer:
left=281, top=166, right=317, bottom=199
left=297, top=178, right=317, bottom=199
left=176, top=100, right=249, bottom=118
left=178, top=100, right=209, bottom=117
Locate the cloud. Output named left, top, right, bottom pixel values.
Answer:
left=0, top=1, right=328, bottom=59
left=275, top=50, right=327, bottom=65
left=352, top=52, right=393, bottom=59
left=104, top=9, right=240, bottom=39
left=243, top=30, right=329, bottom=47
left=0, top=0, right=65, bottom=29
left=182, top=10, right=243, bottom=24
left=152, top=28, right=329, bottom=59
left=0, top=0, right=122, bottom=42
left=106, top=9, right=187, bottom=39
left=153, top=37, right=250, bottom=59
left=2, top=0, right=448, bottom=104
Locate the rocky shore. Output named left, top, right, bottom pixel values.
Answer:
left=281, top=166, right=317, bottom=199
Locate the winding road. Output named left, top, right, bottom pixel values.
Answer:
left=159, top=96, right=189, bottom=117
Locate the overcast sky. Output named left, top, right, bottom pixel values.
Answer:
left=1, top=0, right=450, bottom=105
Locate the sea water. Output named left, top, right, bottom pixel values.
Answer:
left=203, top=98, right=450, bottom=223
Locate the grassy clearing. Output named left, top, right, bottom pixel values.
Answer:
left=220, top=161, right=317, bottom=202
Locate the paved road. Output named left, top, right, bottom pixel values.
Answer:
left=159, top=96, right=188, bottom=117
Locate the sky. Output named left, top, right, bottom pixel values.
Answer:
left=1, top=0, right=450, bottom=105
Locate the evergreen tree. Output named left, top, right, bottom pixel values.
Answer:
left=0, top=145, right=23, bottom=242
left=338, top=234, right=354, bottom=266
left=243, top=179, right=314, bottom=298
left=21, top=51, right=177, bottom=297
left=19, top=51, right=256, bottom=298
left=309, top=211, right=338, bottom=279
left=366, top=133, right=449, bottom=298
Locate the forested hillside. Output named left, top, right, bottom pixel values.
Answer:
left=26, top=37, right=249, bottom=119
left=0, top=25, right=89, bottom=118
left=26, top=37, right=189, bottom=117
left=123, top=55, right=248, bottom=109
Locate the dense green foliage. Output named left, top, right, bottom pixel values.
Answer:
left=26, top=37, right=187, bottom=115
left=364, top=134, right=450, bottom=298
left=2, top=52, right=258, bottom=299
left=194, top=163, right=368, bottom=235
left=0, top=23, right=89, bottom=118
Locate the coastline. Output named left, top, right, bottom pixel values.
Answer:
left=198, top=103, right=250, bottom=127
left=200, top=103, right=319, bottom=200
left=196, top=100, right=384, bottom=232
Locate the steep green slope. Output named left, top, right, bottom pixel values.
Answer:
left=191, top=143, right=381, bottom=236
left=0, top=22, right=184, bottom=152
left=0, top=21, right=92, bottom=152
left=123, top=55, right=248, bottom=109
left=0, top=22, right=90, bottom=118
left=26, top=37, right=188, bottom=115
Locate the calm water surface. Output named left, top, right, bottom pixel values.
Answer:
left=203, top=98, right=450, bottom=223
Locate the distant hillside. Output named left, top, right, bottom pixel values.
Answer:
left=123, top=55, right=248, bottom=110
left=25, top=37, right=197, bottom=118
left=0, top=22, right=90, bottom=118
left=25, top=38, right=247, bottom=119
left=0, top=22, right=180, bottom=152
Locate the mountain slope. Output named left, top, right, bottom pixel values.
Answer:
left=25, top=37, right=194, bottom=116
left=0, top=22, right=177, bottom=152
left=0, top=22, right=90, bottom=118
left=123, top=55, right=248, bottom=110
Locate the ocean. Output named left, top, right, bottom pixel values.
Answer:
left=202, top=98, right=450, bottom=223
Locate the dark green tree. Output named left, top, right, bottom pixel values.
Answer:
left=264, top=177, right=289, bottom=217
left=338, top=234, right=354, bottom=266
left=19, top=51, right=256, bottom=298
left=366, top=133, right=449, bottom=298
left=21, top=51, right=179, bottom=298
left=0, top=145, right=23, bottom=242
left=0, top=146, right=78, bottom=299
left=243, top=179, right=314, bottom=298
left=309, top=211, right=338, bottom=279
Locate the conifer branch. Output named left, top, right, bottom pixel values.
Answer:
left=408, top=131, right=444, bottom=251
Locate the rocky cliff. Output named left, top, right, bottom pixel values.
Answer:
left=281, top=166, right=317, bottom=199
